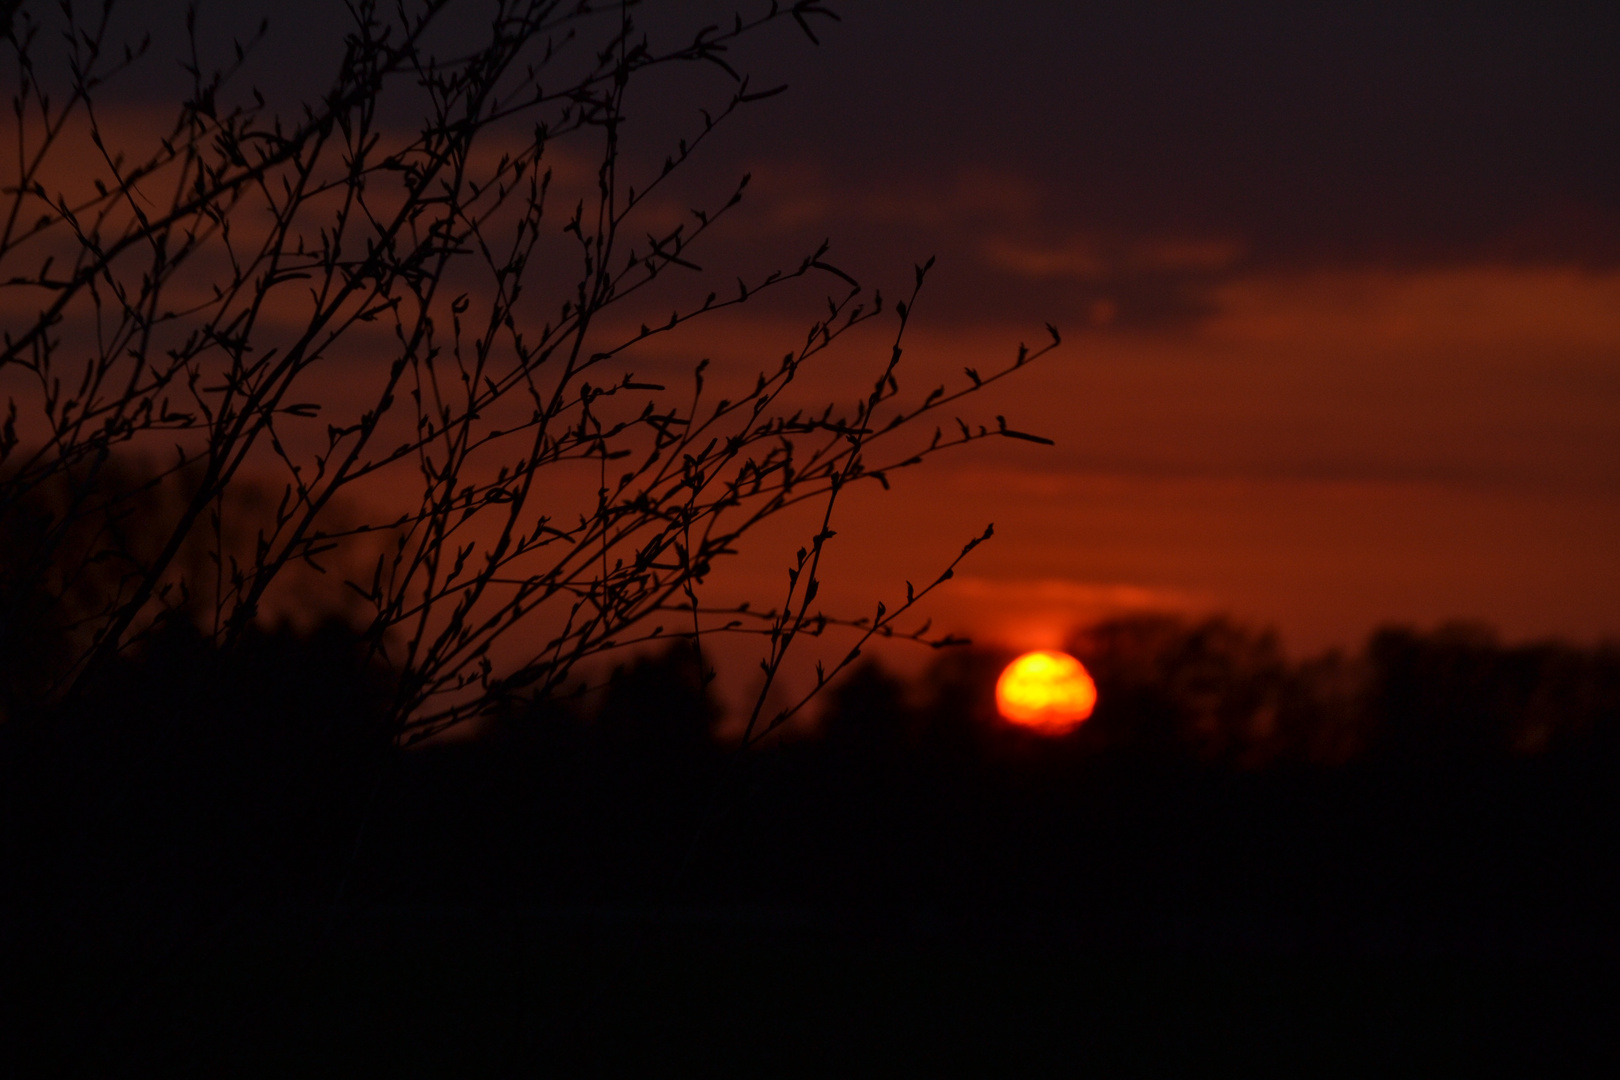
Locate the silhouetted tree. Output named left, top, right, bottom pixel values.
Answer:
left=0, top=455, right=383, bottom=720
left=1363, top=622, right=1620, bottom=763
left=0, top=0, right=1056, bottom=744
left=591, top=642, right=718, bottom=768
left=1071, top=615, right=1293, bottom=762
left=819, top=659, right=916, bottom=760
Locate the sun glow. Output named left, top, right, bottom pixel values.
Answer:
left=995, top=651, right=1097, bottom=735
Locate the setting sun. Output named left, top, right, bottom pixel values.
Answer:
left=995, top=651, right=1098, bottom=735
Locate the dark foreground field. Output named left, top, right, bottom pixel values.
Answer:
left=5, top=625, right=1620, bottom=1073
left=13, top=913, right=1619, bottom=1076
left=7, top=739, right=1620, bottom=1074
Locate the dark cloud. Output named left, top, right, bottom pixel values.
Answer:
left=48, top=1, right=1620, bottom=266
left=739, top=3, right=1620, bottom=269
left=54, top=2, right=1620, bottom=299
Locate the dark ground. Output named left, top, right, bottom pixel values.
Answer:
left=4, top=625, right=1620, bottom=1074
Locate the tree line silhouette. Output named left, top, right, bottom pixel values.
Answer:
left=7, top=603, right=1618, bottom=925
left=7, top=546, right=1620, bottom=1068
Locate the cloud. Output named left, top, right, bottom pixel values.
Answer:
left=736, top=161, right=1045, bottom=236
left=980, top=234, right=1248, bottom=281
left=944, top=575, right=1214, bottom=651
left=951, top=575, right=1208, bottom=612
left=980, top=237, right=1108, bottom=280
left=733, top=3, right=1620, bottom=283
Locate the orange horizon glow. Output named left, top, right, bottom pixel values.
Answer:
left=995, top=650, right=1098, bottom=735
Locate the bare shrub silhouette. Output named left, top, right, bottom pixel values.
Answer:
left=0, top=0, right=1058, bottom=739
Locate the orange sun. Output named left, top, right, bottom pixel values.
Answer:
left=995, top=651, right=1097, bottom=735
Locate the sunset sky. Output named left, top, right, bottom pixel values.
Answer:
left=26, top=1, right=1620, bottom=690
left=682, top=2, right=1620, bottom=660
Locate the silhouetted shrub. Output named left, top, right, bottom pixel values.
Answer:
left=0, top=0, right=1051, bottom=742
